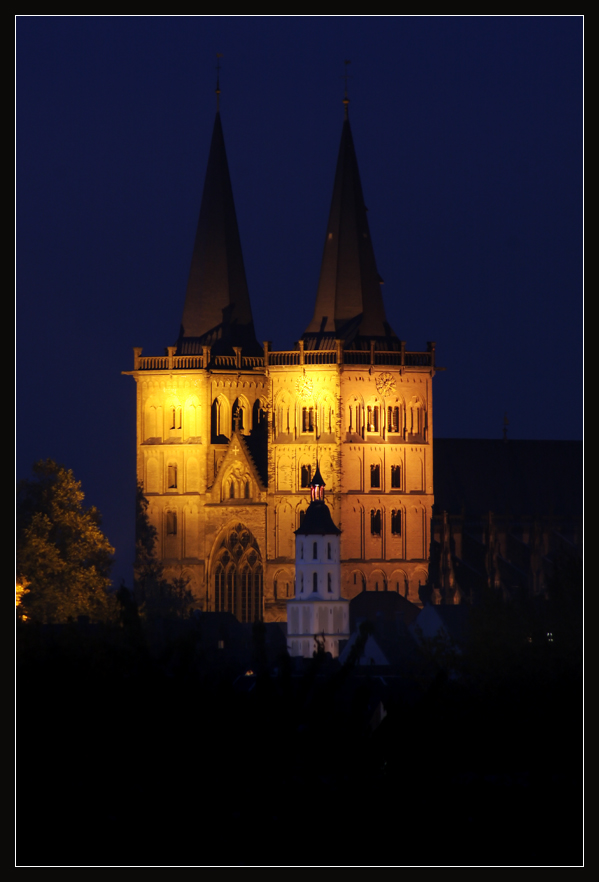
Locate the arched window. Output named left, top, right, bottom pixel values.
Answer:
left=301, top=465, right=312, bottom=488
left=233, top=397, right=248, bottom=433
left=367, top=405, right=379, bottom=433
left=303, top=407, right=314, bottom=433
left=313, top=541, right=318, bottom=560
left=229, top=482, right=235, bottom=499
left=327, top=573, right=332, bottom=593
left=408, top=401, right=424, bottom=440
left=391, top=465, right=401, bottom=488
left=167, top=511, right=177, bottom=535
left=348, top=401, right=364, bottom=436
left=212, top=524, right=263, bottom=622
left=168, top=463, right=177, bottom=489
left=214, top=562, right=226, bottom=611
left=211, top=399, right=222, bottom=441
left=388, top=406, right=400, bottom=434
left=370, top=510, right=381, bottom=536
left=312, top=572, right=318, bottom=592
left=300, top=572, right=304, bottom=593
left=278, top=400, right=290, bottom=436
left=244, top=481, right=250, bottom=499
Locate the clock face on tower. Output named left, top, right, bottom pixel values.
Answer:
left=375, top=371, right=396, bottom=396
left=295, top=375, right=314, bottom=400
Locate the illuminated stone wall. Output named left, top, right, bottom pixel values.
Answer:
left=128, top=345, right=434, bottom=619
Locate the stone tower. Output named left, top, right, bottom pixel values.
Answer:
left=287, top=465, right=349, bottom=658
left=125, top=95, right=436, bottom=621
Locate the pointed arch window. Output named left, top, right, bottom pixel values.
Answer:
left=408, top=402, right=425, bottom=441
left=212, top=524, right=263, bottom=622
left=301, top=465, right=312, bottom=488
left=169, top=405, right=182, bottom=431
left=278, top=400, right=290, bottom=436
left=367, top=405, right=379, bottom=433
left=391, top=465, right=401, bottom=489
left=232, top=398, right=247, bottom=433
left=302, top=407, right=315, bottom=433
left=349, top=402, right=363, bottom=436
left=388, top=406, right=400, bottom=434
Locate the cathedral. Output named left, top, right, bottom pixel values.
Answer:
left=125, top=91, right=437, bottom=622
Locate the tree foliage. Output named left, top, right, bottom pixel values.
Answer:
left=134, top=482, right=194, bottom=620
left=16, top=460, right=115, bottom=623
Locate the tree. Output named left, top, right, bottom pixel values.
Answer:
left=16, top=460, right=115, bottom=623
left=134, top=482, right=194, bottom=620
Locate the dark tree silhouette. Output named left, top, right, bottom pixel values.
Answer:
left=134, top=481, right=194, bottom=620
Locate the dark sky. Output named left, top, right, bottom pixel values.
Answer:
left=16, top=16, right=583, bottom=587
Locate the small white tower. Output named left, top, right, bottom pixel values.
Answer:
left=286, top=465, right=350, bottom=658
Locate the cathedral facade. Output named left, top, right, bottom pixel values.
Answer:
left=125, top=98, right=437, bottom=622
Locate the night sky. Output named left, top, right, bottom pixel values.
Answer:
left=16, top=17, right=583, bottom=588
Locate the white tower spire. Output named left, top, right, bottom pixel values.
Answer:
left=286, top=466, right=349, bottom=658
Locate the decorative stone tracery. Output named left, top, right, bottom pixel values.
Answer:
left=212, top=523, right=263, bottom=622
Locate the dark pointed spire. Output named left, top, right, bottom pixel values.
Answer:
left=303, top=104, right=398, bottom=350
left=177, top=106, right=260, bottom=356
left=295, top=460, right=340, bottom=535
left=310, top=462, right=325, bottom=503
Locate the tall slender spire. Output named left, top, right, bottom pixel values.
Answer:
left=303, top=99, right=398, bottom=350
left=178, top=94, right=259, bottom=355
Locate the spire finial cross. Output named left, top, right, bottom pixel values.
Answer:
left=342, top=59, right=351, bottom=118
left=215, top=53, right=223, bottom=110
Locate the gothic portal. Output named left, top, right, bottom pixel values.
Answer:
left=125, top=95, right=437, bottom=621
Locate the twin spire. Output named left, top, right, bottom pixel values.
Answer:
left=177, top=91, right=397, bottom=356
left=302, top=114, right=397, bottom=349
left=178, top=109, right=259, bottom=356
